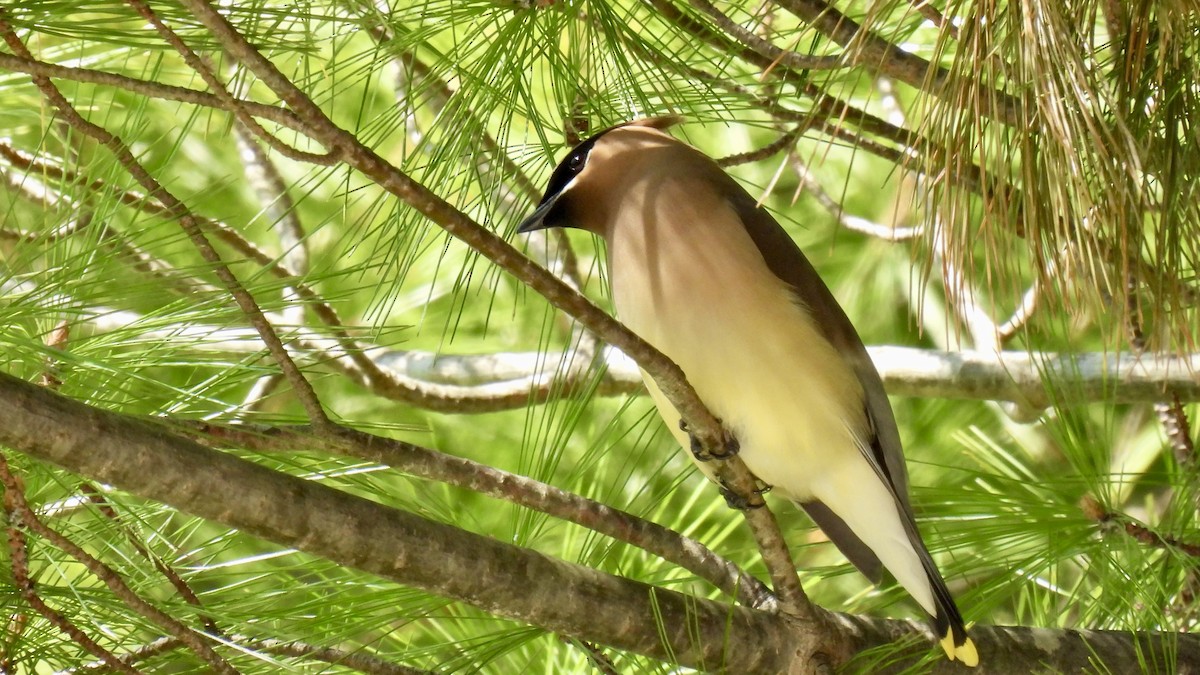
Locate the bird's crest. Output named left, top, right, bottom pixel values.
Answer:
left=626, top=115, right=685, bottom=131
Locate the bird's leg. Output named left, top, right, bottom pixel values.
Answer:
left=679, top=419, right=740, bottom=461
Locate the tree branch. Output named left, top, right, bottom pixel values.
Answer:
left=771, top=0, right=1020, bottom=125
left=6, top=277, right=1195, bottom=411
left=0, top=371, right=802, bottom=672
left=174, top=421, right=775, bottom=610
left=3, top=373, right=1200, bottom=672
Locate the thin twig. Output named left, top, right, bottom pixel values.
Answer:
left=75, top=637, right=179, bottom=673
left=905, top=0, right=961, bottom=40
left=231, top=374, right=286, bottom=418
left=1161, top=396, right=1197, bottom=469
left=231, top=68, right=310, bottom=332
left=717, top=126, right=803, bottom=167
left=77, top=484, right=221, bottom=636
left=787, top=152, right=923, bottom=241
left=0, top=53, right=306, bottom=133
left=932, top=216, right=1000, bottom=351
left=1126, top=274, right=1196, bottom=466
left=1125, top=273, right=1197, bottom=523
left=561, top=636, right=621, bottom=675
left=1080, top=495, right=1200, bottom=558
left=996, top=278, right=1042, bottom=341
left=234, top=636, right=433, bottom=675
left=686, top=0, right=845, bottom=72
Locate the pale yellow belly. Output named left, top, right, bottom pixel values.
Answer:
left=609, top=219, right=933, bottom=613
left=630, top=303, right=865, bottom=502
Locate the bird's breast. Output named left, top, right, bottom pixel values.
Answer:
left=607, top=194, right=868, bottom=500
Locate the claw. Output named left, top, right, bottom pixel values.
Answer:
left=712, top=431, right=740, bottom=459
left=719, top=479, right=772, bottom=510
left=719, top=485, right=765, bottom=510
left=683, top=422, right=740, bottom=462
left=679, top=419, right=713, bottom=461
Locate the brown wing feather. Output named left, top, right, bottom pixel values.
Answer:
left=799, top=500, right=884, bottom=582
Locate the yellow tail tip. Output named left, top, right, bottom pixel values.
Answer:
left=939, top=632, right=979, bottom=668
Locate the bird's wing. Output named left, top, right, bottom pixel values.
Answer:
left=798, top=500, right=884, bottom=582
left=727, top=190, right=911, bottom=506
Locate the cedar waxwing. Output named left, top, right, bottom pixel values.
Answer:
left=517, top=117, right=977, bottom=666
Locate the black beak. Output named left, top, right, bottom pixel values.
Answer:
left=516, top=192, right=561, bottom=234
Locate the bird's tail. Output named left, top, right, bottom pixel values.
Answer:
left=921, top=555, right=978, bottom=667
left=799, top=494, right=978, bottom=666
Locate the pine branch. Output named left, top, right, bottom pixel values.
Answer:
left=771, top=0, right=1021, bottom=125
left=0, top=371, right=802, bottom=672
left=175, top=420, right=776, bottom=610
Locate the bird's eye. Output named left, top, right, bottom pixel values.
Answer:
left=567, top=152, right=585, bottom=172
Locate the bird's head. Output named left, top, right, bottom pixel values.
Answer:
left=516, top=116, right=683, bottom=237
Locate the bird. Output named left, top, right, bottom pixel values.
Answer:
left=516, top=116, right=977, bottom=667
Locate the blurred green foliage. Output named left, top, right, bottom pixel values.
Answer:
left=0, top=0, right=1197, bottom=672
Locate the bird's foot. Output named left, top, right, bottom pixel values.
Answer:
left=719, top=482, right=772, bottom=511
left=680, top=419, right=740, bottom=462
